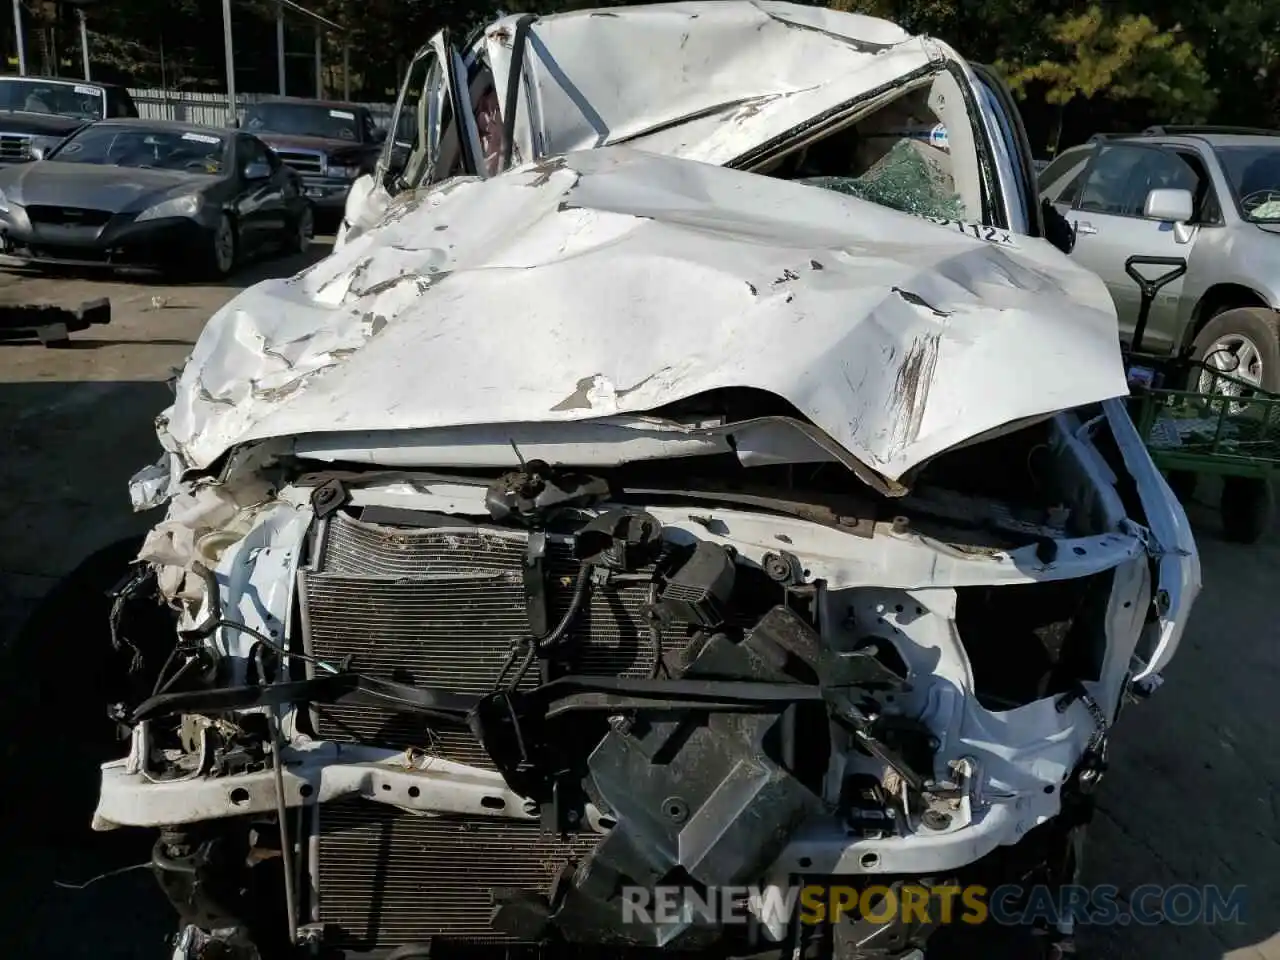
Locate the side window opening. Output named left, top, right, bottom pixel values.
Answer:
left=395, top=54, right=436, bottom=189
left=1174, top=150, right=1218, bottom=223
left=1078, top=145, right=1151, bottom=215
left=433, top=63, right=498, bottom=180
left=238, top=136, right=269, bottom=171
left=755, top=71, right=984, bottom=223
left=1078, top=143, right=1205, bottom=220
left=474, top=72, right=504, bottom=177
left=1057, top=166, right=1088, bottom=207
left=1037, top=148, right=1090, bottom=193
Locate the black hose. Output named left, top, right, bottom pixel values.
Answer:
left=504, top=639, right=540, bottom=691
left=217, top=619, right=338, bottom=674
left=150, top=641, right=183, bottom=697
left=179, top=562, right=222, bottom=639
left=178, top=563, right=337, bottom=674
left=536, top=563, right=592, bottom=654
left=495, top=562, right=594, bottom=691
left=150, top=839, right=197, bottom=875
left=646, top=582, right=665, bottom=679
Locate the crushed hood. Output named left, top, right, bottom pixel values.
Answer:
left=162, top=146, right=1127, bottom=493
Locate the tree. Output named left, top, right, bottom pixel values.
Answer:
left=1000, top=6, right=1215, bottom=153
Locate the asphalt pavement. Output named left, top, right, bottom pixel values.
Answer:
left=0, top=240, right=1274, bottom=959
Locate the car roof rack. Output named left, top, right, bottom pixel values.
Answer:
left=1143, top=125, right=1280, bottom=137
left=1086, top=132, right=1142, bottom=143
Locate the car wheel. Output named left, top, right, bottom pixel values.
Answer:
left=287, top=204, right=315, bottom=254
left=1189, top=307, right=1280, bottom=399
left=199, top=213, right=238, bottom=281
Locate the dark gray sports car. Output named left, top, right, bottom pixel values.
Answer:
left=0, top=118, right=314, bottom=279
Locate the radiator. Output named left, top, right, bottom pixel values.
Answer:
left=300, top=511, right=685, bottom=768
left=301, top=510, right=770, bottom=950
left=317, top=797, right=601, bottom=949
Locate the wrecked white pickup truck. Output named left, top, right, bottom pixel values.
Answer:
left=98, top=5, right=1199, bottom=960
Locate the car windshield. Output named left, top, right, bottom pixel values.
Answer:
left=769, top=73, right=982, bottom=223
left=49, top=126, right=226, bottom=173
left=0, top=78, right=105, bottom=120
left=1216, top=144, right=1280, bottom=221
left=243, top=103, right=361, bottom=141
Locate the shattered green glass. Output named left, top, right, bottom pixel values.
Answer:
left=800, top=139, right=966, bottom=220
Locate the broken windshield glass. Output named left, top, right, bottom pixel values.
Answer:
left=799, top=138, right=966, bottom=219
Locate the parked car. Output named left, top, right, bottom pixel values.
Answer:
left=1041, top=126, right=1280, bottom=393
left=0, top=74, right=137, bottom=165
left=99, top=5, right=1199, bottom=960
left=240, top=97, right=384, bottom=216
left=0, top=118, right=314, bottom=279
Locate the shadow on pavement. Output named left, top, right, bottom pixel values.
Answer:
left=0, top=379, right=176, bottom=958
left=1079, top=484, right=1280, bottom=960
left=0, top=537, right=173, bottom=960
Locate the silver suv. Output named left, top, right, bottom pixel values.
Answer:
left=1040, top=126, right=1280, bottom=392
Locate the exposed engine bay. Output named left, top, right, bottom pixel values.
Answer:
left=102, top=399, right=1180, bottom=960
left=91, top=6, right=1200, bottom=956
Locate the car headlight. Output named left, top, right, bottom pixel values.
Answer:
left=328, top=163, right=362, bottom=180
left=135, top=194, right=202, bottom=222
left=29, top=135, right=63, bottom=159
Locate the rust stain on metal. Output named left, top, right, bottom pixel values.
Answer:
left=888, top=332, right=940, bottom=453
left=526, top=155, right=568, bottom=187
left=551, top=374, right=601, bottom=412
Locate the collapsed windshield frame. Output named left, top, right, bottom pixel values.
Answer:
left=242, top=102, right=364, bottom=142
left=732, top=61, right=1011, bottom=233
left=1213, top=142, right=1280, bottom=222
left=0, top=77, right=106, bottom=121
left=46, top=124, right=229, bottom=173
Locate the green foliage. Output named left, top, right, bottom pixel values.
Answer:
left=21, top=0, right=1272, bottom=144
left=999, top=6, right=1214, bottom=119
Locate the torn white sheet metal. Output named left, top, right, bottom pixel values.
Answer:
left=289, top=415, right=854, bottom=469
left=482, top=1, right=942, bottom=167
left=340, top=3, right=1006, bottom=247
left=164, top=146, right=1126, bottom=493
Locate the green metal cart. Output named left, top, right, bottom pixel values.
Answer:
left=1124, top=255, right=1280, bottom=544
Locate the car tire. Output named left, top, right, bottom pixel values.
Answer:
left=286, top=203, right=315, bottom=255
left=1220, top=476, right=1274, bottom=544
left=1189, top=307, right=1280, bottom=395
left=195, top=212, right=238, bottom=281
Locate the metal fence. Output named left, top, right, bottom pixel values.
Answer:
left=127, top=88, right=396, bottom=129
